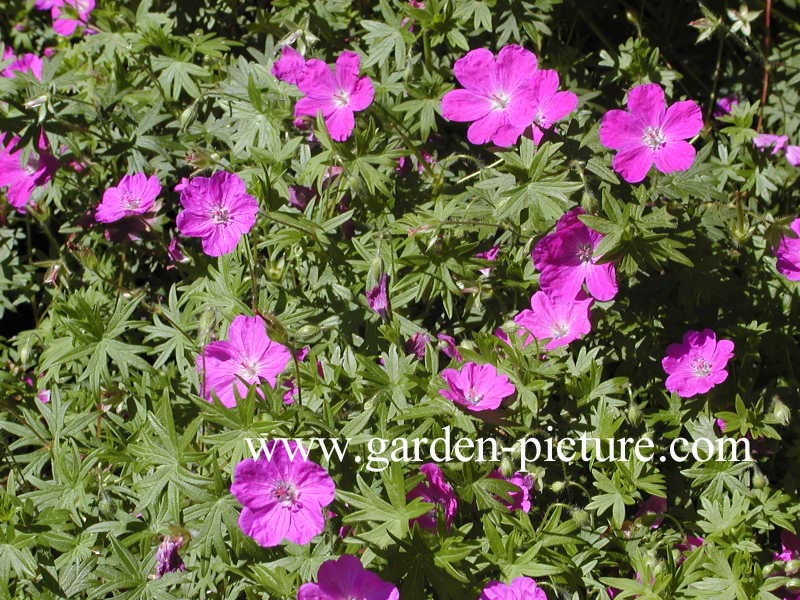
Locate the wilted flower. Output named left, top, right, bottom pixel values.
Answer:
left=407, top=463, right=458, bottom=531
left=95, top=173, right=161, bottom=223
left=294, top=51, right=374, bottom=141
left=154, top=534, right=185, bottom=578
left=230, top=440, right=335, bottom=547
left=774, top=218, right=800, bottom=281
left=175, top=171, right=258, bottom=257
left=488, top=469, right=534, bottom=513
left=635, top=495, right=666, bottom=529
left=439, top=361, right=515, bottom=412
left=533, top=207, right=618, bottom=301
left=661, top=329, right=734, bottom=397
left=366, top=274, right=389, bottom=317
left=513, top=290, right=593, bottom=350
left=440, top=45, right=539, bottom=147
left=675, top=535, right=704, bottom=564
left=287, top=185, right=315, bottom=210
left=713, top=94, right=739, bottom=117
left=599, top=83, right=703, bottom=183
left=479, top=576, right=547, bottom=600
left=405, top=332, right=430, bottom=360
left=272, top=45, right=306, bottom=85
left=196, top=315, right=291, bottom=408
left=436, top=333, right=462, bottom=362
left=0, top=133, right=58, bottom=213
left=297, top=555, right=399, bottom=600
left=529, top=69, right=578, bottom=144
left=475, top=245, right=500, bottom=276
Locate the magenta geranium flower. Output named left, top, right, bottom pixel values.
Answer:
left=529, top=69, right=578, bottom=144
left=0, top=133, right=58, bottom=213
left=154, top=535, right=185, bottom=578
left=488, top=470, right=534, bottom=513
left=787, top=145, right=800, bottom=167
left=366, top=274, right=389, bottom=317
left=176, top=171, right=258, bottom=257
left=436, top=333, right=463, bottom=362
left=230, top=440, right=335, bottom=547
left=297, top=555, right=399, bottom=600
left=713, top=94, right=739, bottom=117
left=272, top=46, right=306, bottom=85
left=439, top=361, right=515, bottom=412
left=479, top=577, right=547, bottom=600
left=753, top=133, right=788, bottom=155
left=513, top=290, right=593, bottom=350
left=599, top=83, right=703, bottom=183
left=774, top=218, right=800, bottom=281
left=775, top=531, right=800, bottom=563
left=661, top=329, right=734, bottom=398
left=294, top=51, right=374, bottom=142
left=635, top=494, right=666, bottom=529
left=95, top=173, right=161, bottom=223
left=405, top=332, right=430, bottom=361
left=533, top=207, right=618, bottom=301
left=2, top=49, right=43, bottom=80
left=49, top=0, right=94, bottom=36
left=407, top=463, right=457, bottom=531
left=197, top=315, right=291, bottom=408
left=476, top=245, right=500, bottom=276
left=440, top=45, right=539, bottom=147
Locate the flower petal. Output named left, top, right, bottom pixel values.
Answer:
left=653, top=140, right=696, bottom=174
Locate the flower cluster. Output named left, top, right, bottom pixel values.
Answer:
left=440, top=45, right=577, bottom=147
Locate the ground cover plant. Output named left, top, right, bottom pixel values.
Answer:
left=1, top=0, right=800, bottom=598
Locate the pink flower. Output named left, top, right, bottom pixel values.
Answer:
left=297, top=555, right=399, bottom=600
left=713, top=94, right=739, bottom=117
left=787, top=146, right=800, bottom=167
left=51, top=0, right=94, bottom=36
left=230, top=440, right=335, bottom=547
left=288, top=185, right=315, bottom=210
left=407, top=463, right=458, bottom=531
left=529, top=69, right=578, bottom=144
left=196, top=315, right=291, bottom=408
left=95, top=173, right=160, bottom=223
left=272, top=46, right=305, bottom=85
left=479, top=576, right=547, bottom=600
left=2, top=50, right=43, bottom=80
left=440, top=45, right=539, bottom=147
left=176, top=171, right=258, bottom=257
left=439, top=361, right=515, bottom=411
left=488, top=470, right=533, bottom=513
left=513, top=290, right=593, bottom=350
left=436, top=333, right=462, bottom=362
left=366, top=274, right=389, bottom=317
left=476, top=245, right=500, bottom=276
left=532, top=208, right=618, bottom=301
left=294, top=51, right=374, bottom=142
left=166, top=237, right=187, bottom=267
left=599, top=83, right=703, bottom=183
left=38, top=389, right=51, bottom=404
left=661, top=329, right=734, bottom=398
left=0, top=133, right=58, bottom=213
left=753, top=133, right=788, bottom=155
left=774, top=218, right=800, bottom=281
left=154, top=535, right=185, bottom=578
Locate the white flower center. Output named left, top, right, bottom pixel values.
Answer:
left=272, top=480, right=299, bottom=507
left=551, top=321, right=571, bottom=338
left=121, top=191, right=141, bottom=211
left=690, top=356, right=711, bottom=377
left=237, top=358, right=260, bottom=381
left=489, top=91, right=510, bottom=111
left=642, top=126, right=666, bottom=150
left=577, top=242, right=594, bottom=263
left=209, top=204, right=231, bottom=225
left=465, top=387, right=484, bottom=405
left=333, top=89, right=350, bottom=108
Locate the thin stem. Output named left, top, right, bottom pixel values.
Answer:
left=757, top=0, right=772, bottom=132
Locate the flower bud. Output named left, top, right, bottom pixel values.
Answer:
left=771, top=396, right=791, bottom=426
